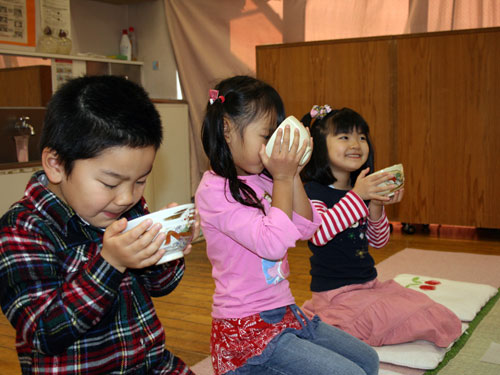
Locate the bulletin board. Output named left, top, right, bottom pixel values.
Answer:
left=0, top=0, right=36, bottom=47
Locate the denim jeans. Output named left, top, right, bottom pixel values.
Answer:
left=227, top=307, right=379, bottom=375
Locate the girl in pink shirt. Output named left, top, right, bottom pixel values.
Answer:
left=195, top=76, right=379, bottom=375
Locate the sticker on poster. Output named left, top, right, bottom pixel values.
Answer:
left=53, top=58, right=73, bottom=90
left=40, top=0, right=70, bottom=39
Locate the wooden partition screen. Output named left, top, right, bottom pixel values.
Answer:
left=256, top=27, right=500, bottom=229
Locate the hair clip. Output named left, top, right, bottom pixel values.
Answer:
left=310, top=104, right=332, bottom=119
left=209, top=89, right=225, bottom=105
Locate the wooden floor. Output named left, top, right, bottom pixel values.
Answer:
left=1, top=223, right=499, bottom=373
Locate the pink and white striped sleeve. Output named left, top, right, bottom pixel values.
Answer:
left=366, top=207, right=390, bottom=248
left=310, top=191, right=369, bottom=246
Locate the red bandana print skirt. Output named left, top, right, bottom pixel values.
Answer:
left=211, top=306, right=304, bottom=375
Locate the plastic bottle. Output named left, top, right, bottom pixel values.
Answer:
left=119, top=29, right=132, bottom=60
left=128, top=26, right=138, bottom=61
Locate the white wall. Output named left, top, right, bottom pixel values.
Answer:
left=144, top=102, right=191, bottom=210
left=70, top=1, right=129, bottom=57
left=129, top=1, right=178, bottom=99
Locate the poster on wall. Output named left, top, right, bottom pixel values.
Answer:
left=0, top=0, right=35, bottom=46
left=51, top=58, right=86, bottom=92
left=53, top=58, right=73, bottom=89
left=40, top=0, right=70, bottom=39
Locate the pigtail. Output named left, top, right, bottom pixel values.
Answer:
left=300, top=112, right=314, bottom=128
left=201, top=100, right=230, bottom=173
left=228, top=177, right=266, bottom=214
left=301, top=106, right=337, bottom=185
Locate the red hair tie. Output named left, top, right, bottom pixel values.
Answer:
left=209, top=89, right=225, bottom=105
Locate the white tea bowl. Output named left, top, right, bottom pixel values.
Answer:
left=371, top=163, right=405, bottom=196
left=265, top=115, right=312, bottom=166
left=125, top=203, right=195, bottom=264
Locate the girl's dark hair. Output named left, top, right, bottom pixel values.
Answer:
left=201, top=75, right=285, bottom=212
left=41, top=75, right=162, bottom=175
left=301, top=107, right=374, bottom=186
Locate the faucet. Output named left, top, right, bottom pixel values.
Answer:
left=15, top=116, right=35, bottom=136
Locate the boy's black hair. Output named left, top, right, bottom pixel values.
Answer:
left=40, top=75, right=162, bottom=175
left=301, top=107, right=374, bottom=186
left=201, top=75, right=285, bottom=212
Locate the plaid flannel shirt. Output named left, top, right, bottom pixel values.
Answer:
left=0, top=171, right=193, bottom=375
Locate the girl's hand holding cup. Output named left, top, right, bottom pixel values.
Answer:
left=262, top=116, right=312, bottom=178
left=370, top=187, right=405, bottom=207
left=352, top=168, right=397, bottom=202
left=260, top=125, right=303, bottom=181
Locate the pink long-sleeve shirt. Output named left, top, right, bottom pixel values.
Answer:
left=195, top=171, right=321, bottom=319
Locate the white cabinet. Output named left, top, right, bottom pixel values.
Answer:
left=0, top=167, right=42, bottom=216
left=143, top=102, right=191, bottom=212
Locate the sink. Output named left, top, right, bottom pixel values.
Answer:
left=0, top=108, right=45, bottom=165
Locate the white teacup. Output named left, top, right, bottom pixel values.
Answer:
left=125, top=203, right=195, bottom=264
left=265, top=115, right=312, bottom=166
left=372, top=163, right=405, bottom=196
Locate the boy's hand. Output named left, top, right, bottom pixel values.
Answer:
left=352, top=168, right=397, bottom=202
left=101, top=218, right=166, bottom=273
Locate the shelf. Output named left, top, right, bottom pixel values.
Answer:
left=0, top=162, right=42, bottom=172
left=0, top=48, right=143, bottom=65
left=93, top=0, right=155, bottom=4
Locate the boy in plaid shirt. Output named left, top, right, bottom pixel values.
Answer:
left=0, top=76, right=196, bottom=374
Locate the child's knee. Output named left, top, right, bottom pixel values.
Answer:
left=363, top=345, right=380, bottom=375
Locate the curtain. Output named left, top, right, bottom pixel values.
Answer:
left=163, top=0, right=499, bottom=192
left=163, top=0, right=285, bottom=192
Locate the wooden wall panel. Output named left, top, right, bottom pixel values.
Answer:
left=396, top=36, right=433, bottom=224
left=397, top=30, right=500, bottom=227
left=0, top=66, right=52, bottom=107
left=257, top=27, right=500, bottom=228
left=257, top=38, right=397, bottom=169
